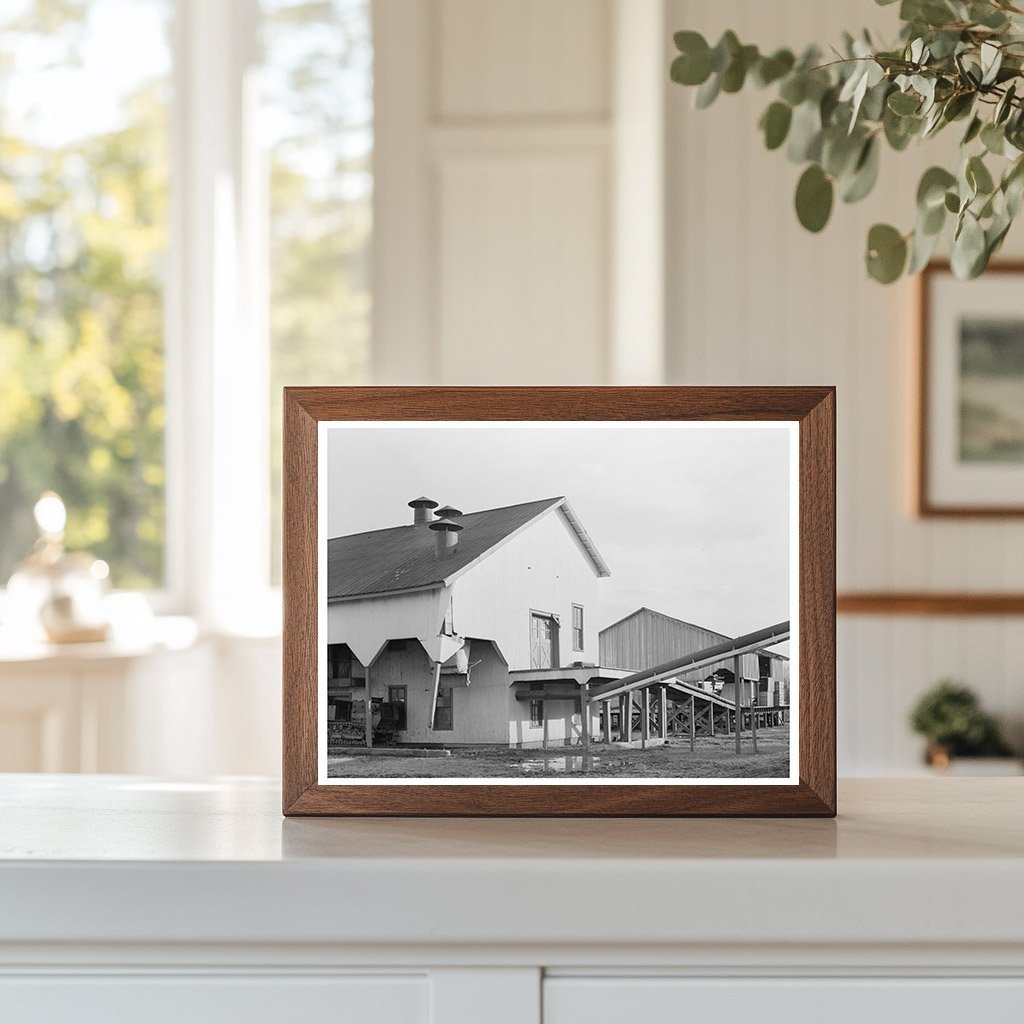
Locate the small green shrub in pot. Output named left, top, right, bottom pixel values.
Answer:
left=909, top=680, right=1014, bottom=766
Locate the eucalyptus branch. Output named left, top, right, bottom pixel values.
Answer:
left=670, top=0, right=1024, bottom=283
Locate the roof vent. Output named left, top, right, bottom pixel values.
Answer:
left=408, top=496, right=438, bottom=525
left=429, top=519, right=463, bottom=558
left=434, top=505, right=462, bottom=520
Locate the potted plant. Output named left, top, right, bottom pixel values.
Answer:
left=909, top=680, right=1019, bottom=772
left=670, top=0, right=1024, bottom=283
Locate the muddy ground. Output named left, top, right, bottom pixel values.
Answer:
left=326, top=726, right=790, bottom=779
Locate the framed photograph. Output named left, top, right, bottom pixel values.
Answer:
left=917, top=261, right=1024, bottom=517
left=283, top=387, right=835, bottom=816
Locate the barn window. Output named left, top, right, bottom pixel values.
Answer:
left=330, top=699, right=352, bottom=722
left=434, top=687, right=453, bottom=731
left=571, top=604, right=584, bottom=651
left=388, top=686, right=407, bottom=730
left=328, top=644, right=351, bottom=681
left=529, top=700, right=544, bottom=728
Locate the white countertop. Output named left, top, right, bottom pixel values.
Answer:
left=1, top=775, right=1022, bottom=952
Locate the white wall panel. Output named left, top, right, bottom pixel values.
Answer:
left=374, top=0, right=649, bottom=386
left=438, top=0, right=610, bottom=120
left=437, top=150, right=608, bottom=384
left=665, top=0, right=1024, bottom=774
left=432, top=0, right=615, bottom=386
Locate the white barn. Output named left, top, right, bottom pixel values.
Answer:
left=326, top=496, right=626, bottom=748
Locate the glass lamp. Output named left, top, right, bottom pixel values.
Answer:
left=5, top=493, right=111, bottom=644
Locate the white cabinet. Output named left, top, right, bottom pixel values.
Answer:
left=0, top=975, right=428, bottom=1024
left=0, top=641, right=211, bottom=773
left=544, top=978, right=1024, bottom=1024
left=1, top=777, right=1022, bottom=1023
left=0, top=630, right=282, bottom=776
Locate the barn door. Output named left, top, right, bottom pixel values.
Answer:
left=530, top=614, right=558, bottom=669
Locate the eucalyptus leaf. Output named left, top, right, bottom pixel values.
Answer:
left=710, top=31, right=740, bottom=73
left=671, top=51, right=711, bottom=87
left=674, top=29, right=706, bottom=52
left=922, top=105, right=944, bottom=137
left=820, top=85, right=841, bottom=126
left=754, top=49, right=795, bottom=87
left=866, top=223, right=908, bottom=283
left=822, top=128, right=863, bottom=178
left=927, top=30, right=962, bottom=60
left=795, top=164, right=834, bottom=232
left=1004, top=158, right=1024, bottom=216
left=914, top=75, right=937, bottom=111
left=921, top=201, right=946, bottom=235
left=981, top=121, right=1005, bottom=155
left=861, top=79, right=892, bottom=122
left=956, top=55, right=981, bottom=89
left=760, top=101, right=793, bottom=150
left=694, top=73, right=721, bottom=109
left=967, top=154, right=995, bottom=195
left=970, top=2, right=1009, bottom=29
left=884, top=106, right=921, bottom=150
left=787, top=101, right=823, bottom=162
left=721, top=44, right=759, bottom=92
left=840, top=58, right=884, bottom=130
left=1006, top=173, right=1024, bottom=218
left=962, top=115, right=983, bottom=145
left=908, top=222, right=942, bottom=273
left=996, top=82, right=1017, bottom=124
left=942, top=91, right=974, bottom=122
left=842, top=137, right=880, bottom=203
left=917, top=166, right=957, bottom=210
left=779, top=73, right=807, bottom=106
left=980, top=42, right=1002, bottom=86
left=958, top=160, right=977, bottom=207
left=904, top=0, right=958, bottom=29
left=951, top=211, right=987, bottom=278
left=888, top=90, right=921, bottom=115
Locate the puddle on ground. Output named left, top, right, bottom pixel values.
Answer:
left=519, top=754, right=627, bottom=773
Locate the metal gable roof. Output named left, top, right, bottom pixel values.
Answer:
left=599, top=606, right=789, bottom=660
left=326, top=497, right=609, bottom=602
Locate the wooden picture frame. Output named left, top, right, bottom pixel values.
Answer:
left=283, top=387, right=836, bottom=817
left=916, top=260, right=1024, bottom=517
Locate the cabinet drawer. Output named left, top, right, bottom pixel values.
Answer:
left=0, top=974, right=427, bottom=1024
left=544, top=977, right=1024, bottom=1024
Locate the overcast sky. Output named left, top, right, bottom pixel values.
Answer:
left=326, top=424, right=793, bottom=640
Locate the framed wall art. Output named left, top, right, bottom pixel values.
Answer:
left=917, top=261, right=1024, bottom=517
left=282, top=387, right=836, bottom=816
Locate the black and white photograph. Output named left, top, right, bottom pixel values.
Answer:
left=318, top=422, right=798, bottom=784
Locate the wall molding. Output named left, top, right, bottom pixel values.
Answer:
left=838, top=593, right=1024, bottom=616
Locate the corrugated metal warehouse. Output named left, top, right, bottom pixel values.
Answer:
left=599, top=607, right=790, bottom=707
